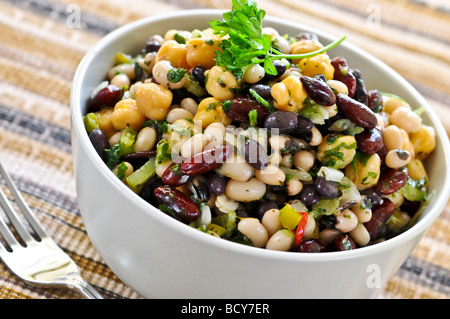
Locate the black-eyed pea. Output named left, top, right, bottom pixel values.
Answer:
left=180, top=133, right=208, bottom=158
left=410, top=125, right=436, bottom=160
left=351, top=195, right=372, bottom=223
left=269, top=152, right=282, bottom=167
left=319, top=228, right=342, bottom=245
left=243, top=64, right=265, bottom=84
left=269, top=135, right=291, bottom=152
left=108, top=63, right=136, bottom=80
left=309, top=125, right=323, bottom=146
left=266, top=229, right=294, bottom=251
left=134, top=127, right=157, bottom=152
left=261, top=208, right=283, bottom=237
left=225, top=178, right=266, bottom=202
left=399, top=128, right=415, bottom=158
left=293, top=150, right=315, bottom=172
left=382, top=125, right=403, bottom=152
left=286, top=178, right=303, bottom=196
left=180, top=97, right=198, bottom=116
left=156, top=160, right=173, bottom=178
left=166, top=108, right=194, bottom=124
left=349, top=224, right=370, bottom=246
left=335, top=209, right=358, bottom=233
left=385, top=149, right=411, bottom=169
left=255, top=164, right=286, bottom=186
left=280, top=154, right=293, bottom=168
left=138, top=52, right=157, bottom=73
left=238, top=218, right=269, bottom=248
left=389, top=106, right=422, bottom=133
left=344, top=153, right=380, bottom=190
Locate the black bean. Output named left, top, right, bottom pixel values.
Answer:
left=351, top=69, right=368, bottom=106
left=191, top=66, right=207, bottom=85
left=89, top=129, right=110, bottom=162
left=145, top=35, right=163, bottom=53
left=300, top=76, right=336, bottom=106
left=319, top=214, right=337, bottom=229
left=297, top=184, right=320, bottom=206
left=264, top=110, right=298, bottom=134
left=292, top=116, right=313, bottom=136
left=295, top=239, right=329, bottom=253
left=206, top=172, right=228, bottom=196
left=315, top=177, right=340, bottom=199
left=262, top=60, right=286, bottom=81
left=249, top=84, right=271, bottom=100
left=241, top=138, right=269, bottom=170
left=360, top=188, right=383, bottom=207
left=258, top=201, right=278, bottom=219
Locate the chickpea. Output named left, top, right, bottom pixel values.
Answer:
left=266, top=229, right=294, bottom=251
left=298, top=53, right=334, bottom=80
left=135, top=83, right=173, bottom=121
left=110, top=98, right=146, bottom=131
left=410, top=125, right=436, bottom=160
left=95, top=107, right=116, bottom=138
left=255, top=164, right=286, bottom=186
left=344, top=153, right=381, bottom=190
left=261, top=208, right=283, bottom=237
left=155, top=40, right=190, bottom=69
left=293, top=150, right=315, bottom=172
left=407, top=159, right=428, bottom=185
left=193, top=97, right=232, bottom=129
left=289, top=39, right=323, bottom=64
left=317, top=134, right=357, bottom=169
left=225, top=178, right=266, bottom=202
left=205, top=66, right=240, bottom=100
left=382, top=95, right=411, bottom=114
left=271, top=75, right=308, bottom=114
left=134, top=127, right=157, bottom=152
left=186, top=37, right=220, bottom=69
left=389, top=106, right=422, bottom=133
left=237, top=218, right=269, bottom=248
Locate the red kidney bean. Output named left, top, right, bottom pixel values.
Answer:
left=377, top=143, right=387, bottom=165
left=355, top=128, right=384, bottom=155
left=300, top=76, right=336, bottom=106
left=367, top=89, right=383, bottom=112
left=336, top=93, right=378, bottom=129
left=154, top=186, right=200, bottom=222
left=88, top=129, right=110, bottom=162
left=375, top=167, right=409, bottom=195
left=179, top=144, right=233, bottom=175
left=351, top=69, right=368, bottom=106
left=264, top=110, right=298, bottom=134
left=295, top=239, right=329, bottom=253
left=161, top=162, right=190, bottom=187
left=331, top=57, right=357, bottom=97
left=334, top=234, right=356, bottom=251
left=224, top=97, right=269, bottom=125
left=88, top=85, right=123, bottom=112
left=241, top=138, right=269, bottom=170
left=363, top=198, right=395, bottom=240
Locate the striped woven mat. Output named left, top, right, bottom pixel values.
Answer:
left=0, top=0, right=449, bottom=299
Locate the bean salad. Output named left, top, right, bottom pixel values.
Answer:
left=84, top=1, right=436, bottom=252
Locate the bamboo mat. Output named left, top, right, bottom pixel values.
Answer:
left=0, top=0, right=448, bottom=299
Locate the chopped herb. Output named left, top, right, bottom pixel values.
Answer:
left=167, top=68, right=187, bottom=83
left=249, top=88, right=270, bottom=107
left=116, top=162, right=128, bottom=180
left=248, top=109, right=258, bottom=127
left=174, top=33, right=186, bottom=44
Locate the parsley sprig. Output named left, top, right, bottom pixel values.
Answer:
left=209, top=0, right=346, bottom=77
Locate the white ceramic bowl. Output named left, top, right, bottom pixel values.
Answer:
left=70, top=10, right=450, bottom=298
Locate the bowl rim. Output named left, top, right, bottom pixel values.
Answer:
left=70, top=8, right=450, bottom=262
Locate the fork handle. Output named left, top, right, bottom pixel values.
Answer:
left=68, top=275, right=104, bottom=299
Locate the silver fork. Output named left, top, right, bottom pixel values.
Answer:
left=0, top=162, right=104, bottom=299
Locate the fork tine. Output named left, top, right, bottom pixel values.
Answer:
left=0, top=209, right=21, bottom=249
left=0, top=162, right=48, bottom=243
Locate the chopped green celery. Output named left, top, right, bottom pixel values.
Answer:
left=205, top=223, right=226, bottom=237
left=400, top=177, right=427, bottom=201
left=311, top=198, right=340, bottom=218
left=299, top=98, right=329, bottom=125
left=84, top=113, right=99, bottom=133
left=211, top=211, right=237, bottom=238
left=279, top=203, right=301, bottom=230
left=125, top=157, right=156, bottom=193
left=119, top=127, right=137, bottom=156
left=279, top=166, right=312, bottom=182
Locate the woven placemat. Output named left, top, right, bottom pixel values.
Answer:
left=0, top=0, right=448, bottom=299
